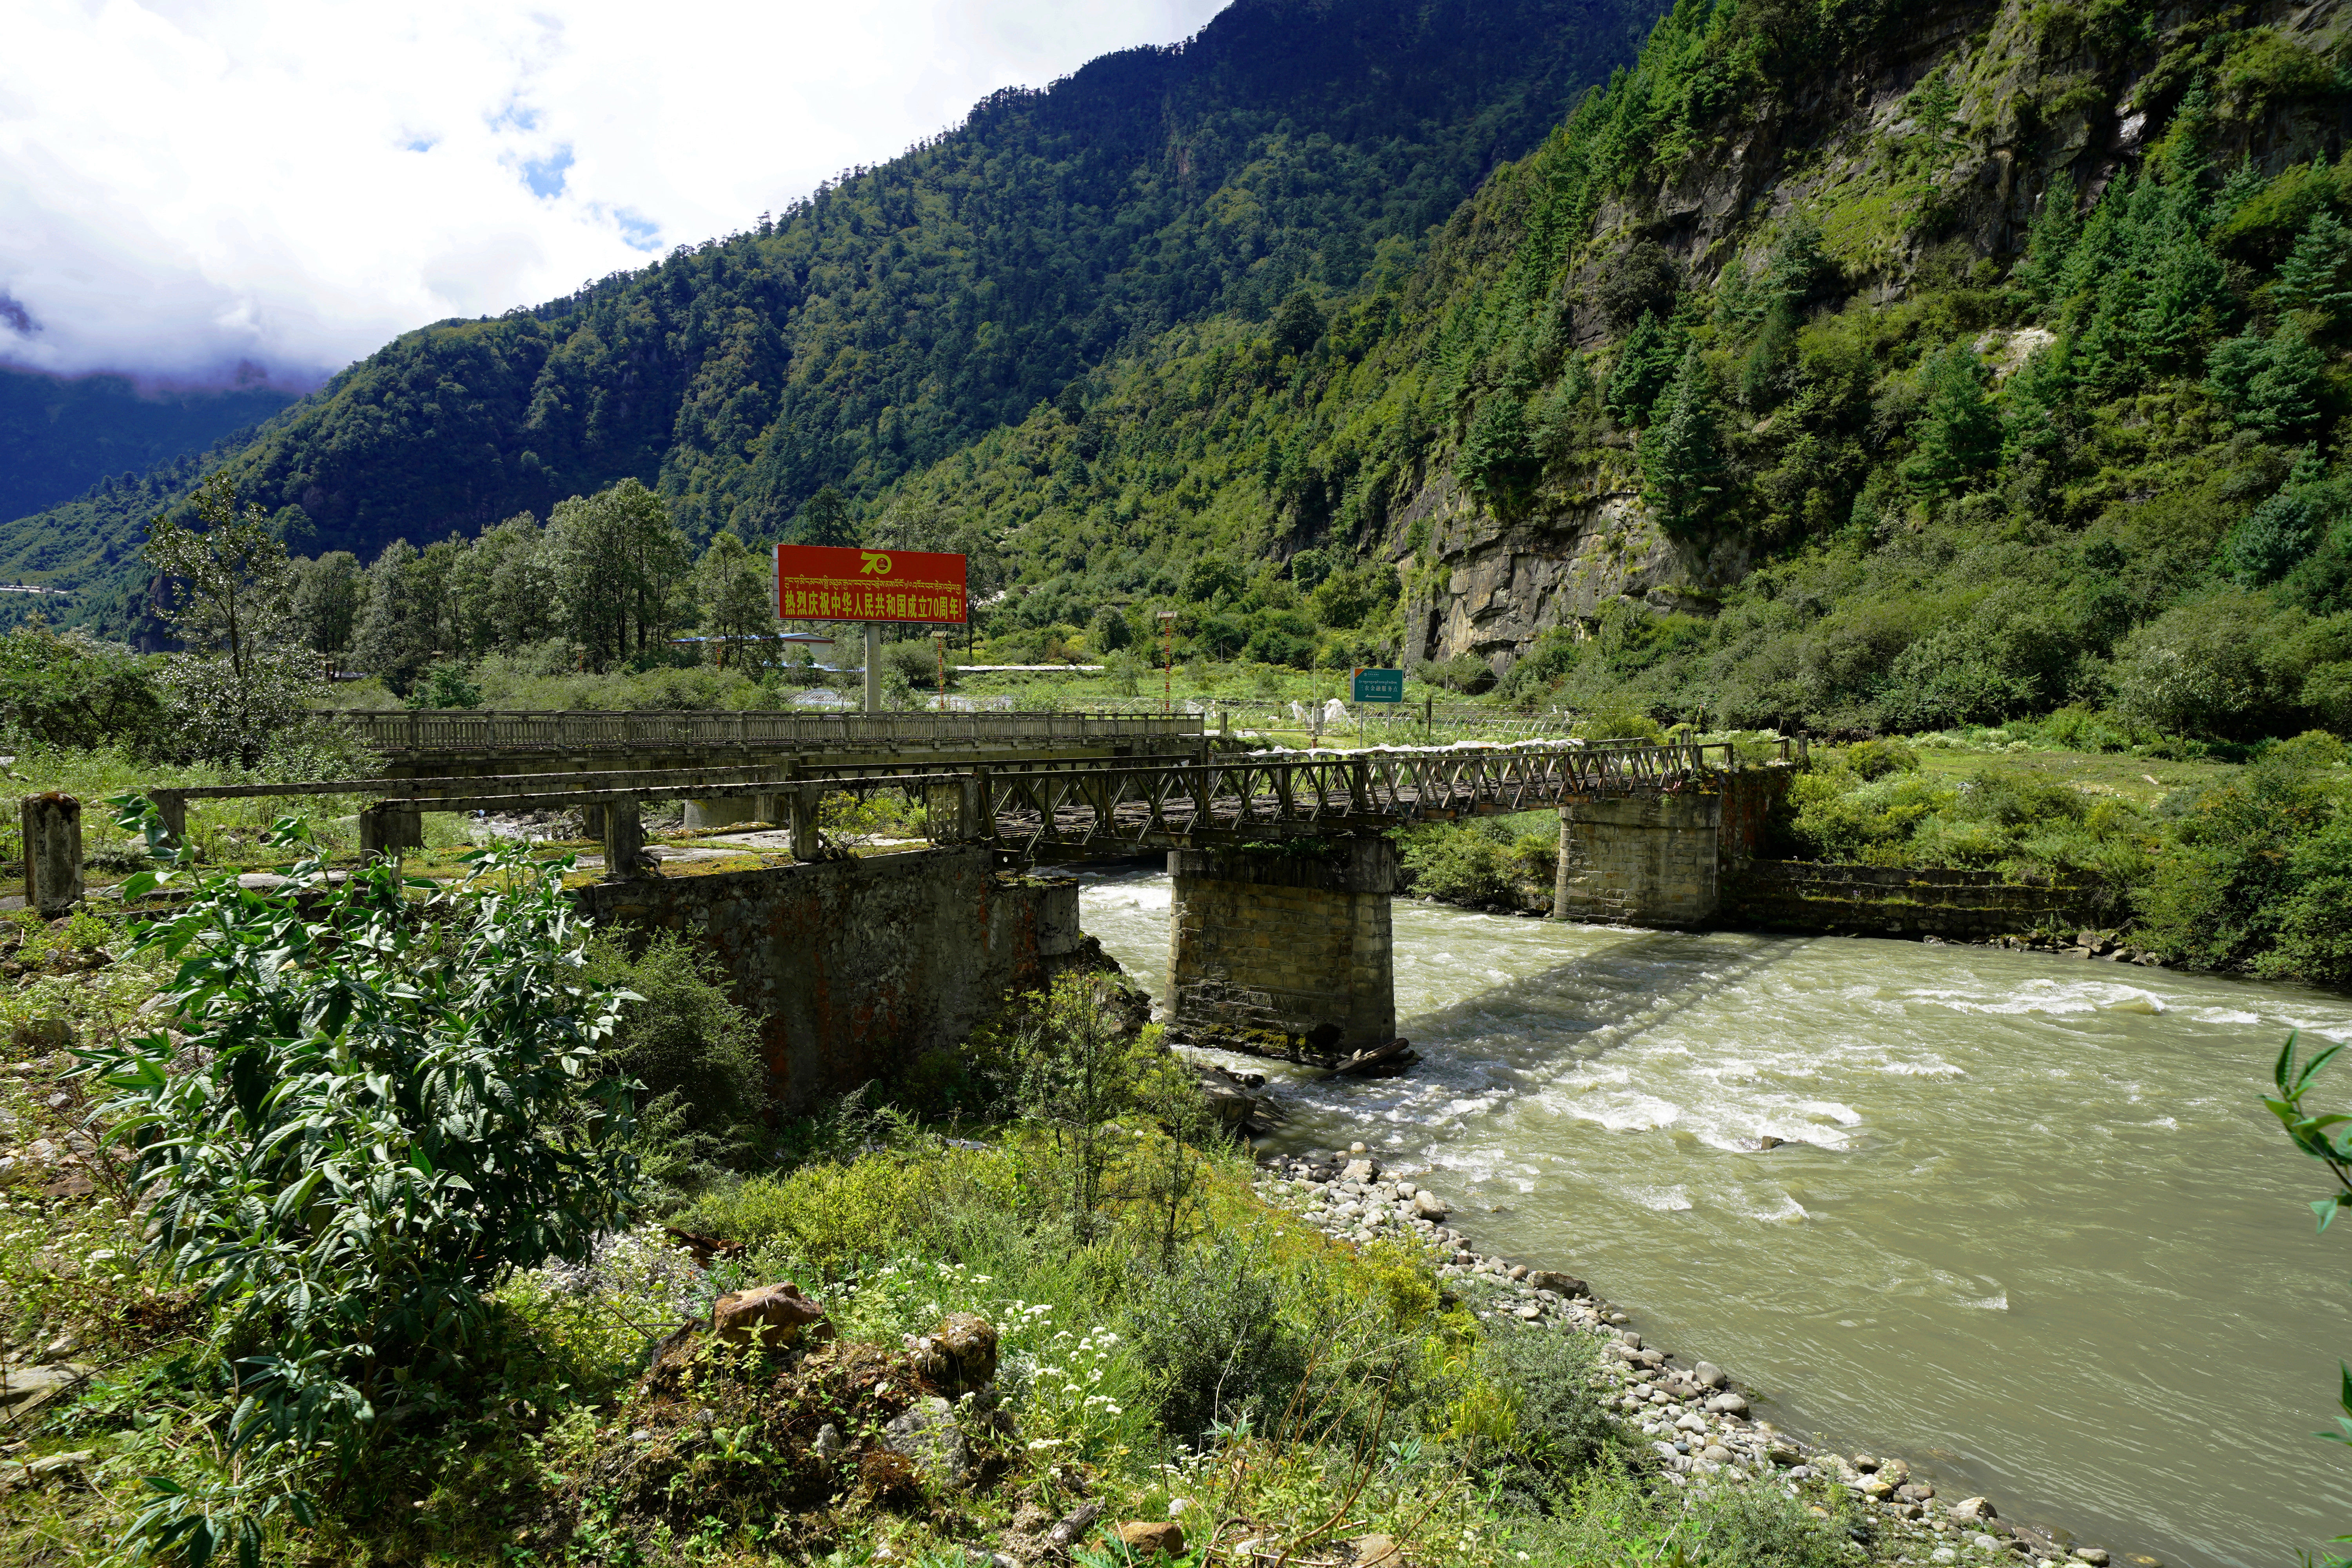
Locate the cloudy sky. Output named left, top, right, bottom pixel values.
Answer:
left=0, top=0, right=1228, bottom=389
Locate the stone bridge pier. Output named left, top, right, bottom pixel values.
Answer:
left=1553, top=770, right=1787, bottom=927
left=1165, top=837, right=1396, bottom=1063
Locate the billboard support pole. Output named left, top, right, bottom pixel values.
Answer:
left=864, top=623, right=881, bottom=714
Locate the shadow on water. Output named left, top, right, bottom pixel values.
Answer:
left=1400, top=924, right=1822, bottom=1071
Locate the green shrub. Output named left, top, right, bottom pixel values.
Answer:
left=1496, top=627, right=1585, bottom=703
left=85, top=822, right=639, bottom=1563
left=1395, top=823, right=1524, bottom=906
left=1508, top=1463, right=1857, bottom=1566
left=1777, top=768, right=1954, bottom=863
left=404, top=660, right=483, bottom=710
left=1419, top=652, right=1497, bottom=694
left=1575, top=703, right=1664, bottom=742
left=0, top=622, right=168, bottom=755
left=1475, top=1323, right=1611, bottom=1502
left=2114, top=592, right=2313, bottom=739
left=2136, top=739, right=2343, bottom=969
left=672, top=1143, right=1021, bottom=1271
left=882, top=637, right=945, bottom=688
left=2025, top=706, right=2137, bottom=753
left=2263, top=813, right=2352, bottom=985
left=1125, top=1235, right=1312, bottom=1442
left=581, top=929, right=769, bottom=1187
left=1839, top=738, right=1920, bottom=779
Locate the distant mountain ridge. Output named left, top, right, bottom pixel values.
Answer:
left=0, top=0, right=1666, bottom=636
left=0, top=367, right=291, bottom=526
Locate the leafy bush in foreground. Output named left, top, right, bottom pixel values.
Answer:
left=85, top=811, right=639, bottom=1566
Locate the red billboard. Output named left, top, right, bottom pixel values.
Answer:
left=775, top=544, right=967, bottom=624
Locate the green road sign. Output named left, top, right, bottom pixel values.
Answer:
left=1351, top=667, right=1405, bottom=704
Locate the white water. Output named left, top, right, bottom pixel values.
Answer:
left=1079, top=866, right=2352, bottom=1568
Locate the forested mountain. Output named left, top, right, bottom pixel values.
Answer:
left=0, top=0, right=1665, bottom=637
left=858, top=0, right=2352, bottom=742
left=0, top=367, right=290, bottom=525
left=24, top=0, right=2352, bottom=750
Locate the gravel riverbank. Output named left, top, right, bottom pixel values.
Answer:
left=1250, top=1143, right=2163, bottom=1568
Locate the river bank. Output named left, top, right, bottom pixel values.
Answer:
left=1248, top=1140, right=2153, bottom=1568
left=1078, top=866, right=2352, bottom=1568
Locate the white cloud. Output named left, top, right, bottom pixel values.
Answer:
left=0, top=0, right=1227, bottom=387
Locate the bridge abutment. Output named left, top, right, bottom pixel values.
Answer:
left=1553, top=794, right=1724, bottom=926
left=1165, top=837, right=1396, bottom=1064
left=577, top=846, right=1085, bottom=1111
left=1553, top=770, right=1789, bottom=927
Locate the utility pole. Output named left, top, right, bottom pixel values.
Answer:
left=933, top=630, right=949, bottom=708
left=864, top=623, right=881, bottom=714
left=1158, top=610, right=1177, bottom=715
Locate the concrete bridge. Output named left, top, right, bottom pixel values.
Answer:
left=328, top=708, right=1206, bottom=785
left=74, top=727, right=1796, bottom=1102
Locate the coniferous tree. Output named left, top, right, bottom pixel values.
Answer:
left=795, top=487, right=856, bottom=547
left=2207, top=327, right=2269, bottom=411
left=1458, top=394, right=1536, bottom=509
left=2132, top=226, right=2229, bottom=372
left=1604, top=313, right=1681, bottom=425
left=1905, top=343, right=2000, bottom=499
left=1270, top=291, right=1327, bottom=358
left=2001, top=339, right=2075, bottom=472
left=2226, top=449, right=2331, bottom=585
left=2275, top=210, right=2352, bottom=327
left=2018, top=174, right=2082, bottom=308
left=1639, top=348, right=1720, bottom=528
left=2249, top=322, right=2328, bottom=437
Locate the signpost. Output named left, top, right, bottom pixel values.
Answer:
left=775, top=544, right=968, bottom=714
left=1158, top=610, right=1178, bottom=716
left=1350, top=668, right=1405, bottom=704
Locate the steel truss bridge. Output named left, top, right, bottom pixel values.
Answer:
left=139, top=737, right=1799, bottom=870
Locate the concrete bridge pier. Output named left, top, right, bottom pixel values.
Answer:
left=682, top=794, right=779, bottom=832
left=359, top=802, right=424, bottom=859
left=1165, top=837, right=1396, bottom=1064
left=602, top=798, right=645, bottom=880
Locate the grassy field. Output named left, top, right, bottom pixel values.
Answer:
left=1908, top=737, right=2245, bottom=809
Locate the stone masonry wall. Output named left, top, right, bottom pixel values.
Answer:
left=574, top=847, right=1080, bottom=1111
left=1714, top=768, right=1788, bottom=862
left=1166, top=838, right=1396, bottom=1061
left=1554, top=792, right=1724, bottom=928
left=1719, top=860, right=2102, bottom=939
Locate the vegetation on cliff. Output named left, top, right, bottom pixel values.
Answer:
left=24, top=0, right=2352, bottom=764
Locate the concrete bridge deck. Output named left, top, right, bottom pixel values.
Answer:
left=323, top=708, right=1208, bottom=780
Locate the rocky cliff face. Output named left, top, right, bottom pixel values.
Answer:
left=1397, top=0, right=2352, bottom=676
left=1395, top=469, right=1750, bottom=669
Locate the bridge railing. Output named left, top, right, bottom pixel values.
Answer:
left=317, top=708, right=1205, bottom=753
left=973, top=739, right=1757, bottom=855
left=112, top=736, right=1788, bottom=872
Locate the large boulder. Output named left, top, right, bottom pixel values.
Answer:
left=710, top=1281, right=832, bottom=1350
left=910, top=1312, right=999, bottom=1394
left=1116, top=1522, right=1185, bottom=1559
left=882, top=1394, right=970, bottom=1487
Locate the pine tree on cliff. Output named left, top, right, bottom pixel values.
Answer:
left=1904, top=343, right=2000, bottom=500
left=1639, top=348, right=1720, bottom=530
left=2275, top=209, right=2352, bottom=330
